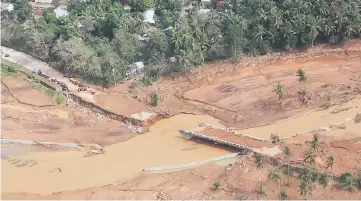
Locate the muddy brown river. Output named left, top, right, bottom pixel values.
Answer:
left=3, top=96, right=361, bottom=195
left=1, top=114, right=230, bottom=195
left=236, top=97, right=361, bottom=140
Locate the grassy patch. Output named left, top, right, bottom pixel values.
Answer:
left=30, top=82, right=57, bottom=97
left=55, top=93, right=65, bottom=105
left=237, top=194, right=248, bottom=200
left=128, top=81, right=138, bottom=93
left=212, top=181, right=221, bottom=190
left=151, top=92, right=158, bottom=106
left=1, top=59, right=55, bottom=88
left=1, top=60, right=17, bottom=76
left=320, top=84, right=330, bottom=88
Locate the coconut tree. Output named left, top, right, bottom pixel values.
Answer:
left=319, top=172, right=331, bottom=199
left=326, top=155, right=335, bottom=172
left=269, top=168, right=284, bottom=200
left=340, top=172, right=357, bottom=200
left=297, top=68, right=307, bottom=83
left=283, top=146, right=292, bottom=185
left=310, top=134, right=319, bottom=152
left=255, top=153, right=268, bottom=195
left=304, top=148, right=316, bottom=168
left=298, top=179, right=313, bottom=199
left=298, top=168, right=314, bottom=199
left=274, top=82, right=286, bottom=110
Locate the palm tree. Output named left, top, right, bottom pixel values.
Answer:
left=255, top=153, right=268, bottom=195
left=297, top=68, right=307, bottom=83
left=326, top=155, right=335, bottom=172
left=269, top=168, right=284, bottom=200
left=298, top=168, right=314, bottom=199
left=304, top=148, right=316, bottom=168
left=283, top=146, right=292, bottom=185
left=310, top=134, right=319, bottom=152
left=319, top=172, right=331, bottom=199
left=340, top=172, right=357, bottom=200
left=298, top=180, right=313, bottom=199
left=299, top=168, right=312, bottom=183
left=274, top=82, right=286, bottom=110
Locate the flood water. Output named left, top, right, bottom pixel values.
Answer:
left=236, top=97, right=361, bottom=140
left=2, top=98, right=361, bottom=195
left=1, top=114, right=231, bottom=195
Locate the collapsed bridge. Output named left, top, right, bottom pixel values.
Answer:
left=180, top=123, right=281, bottom=157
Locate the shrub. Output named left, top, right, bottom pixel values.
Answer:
left=151, top=92, right=158, bottom=106
left=7, top=65, right=15, bottom=73
left=280, top=190, right=288, bottom=200
left=56, top=93, right=65, bottom=105
left=128, top=81, right=137, bottom=91
left=213, top=181, right=220, bottom=190
left=270, top=133, right=280, bottom=143
left=237, top=194, right=248, bottom=200
left=297, top=68, right=307, bottom=83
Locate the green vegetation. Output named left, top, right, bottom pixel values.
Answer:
left=283, top=146, right=292, bottom=185
left=268, top=168, right=284, bottom=200
left=1, top=60, right=17, bottom=76
left=326, top=155, right=335, bottom=172
left=320, top=84, right=330, bottom=88
left=151, top=92, right=158, bottom=106
left=237, top=194, right=248, bottom=200
left=128, top=81, right=138, bottom=92
left=274, top=82, right=286, bottom=109
left=298, top=168, right=314, bottom=199
left=2, top=0, right=361, bottom=87
left=1, top=59, right=56, bottom=87
left=56, top=93, right=65, bottom=104
left=1, top=59, right=65, bottom=104
left=297, top=69, right=307, bottom=83
left=280, top=190, right=288, bottom=200
left=340, top=172, right=357, bottom=199
left=213, top=180, right=221, bottom=190
left=319, top=172, right=331, bottom=199
left=255, top=153, right=268, bottom=195
left=30, top=82, right=57, bottom=97
left=270, top=133, right=280, bottom=143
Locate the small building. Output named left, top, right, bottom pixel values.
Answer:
left=122, top=0, right=131, bottom=5
left=143, top=8, right=155, bottom=25
left=53, top=6, right=68, bottom=18
left=216, top=1, right=224, bottom=9
left=34, top=0, right=53, bottom=4
left=1, top=3, right=14, bottom=12
left=200, top=0, right=211, bottom=6
left=126, top=61, right=145, bottom=77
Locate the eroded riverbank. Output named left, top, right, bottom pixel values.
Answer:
left=1, top=114, right=231, bottom=195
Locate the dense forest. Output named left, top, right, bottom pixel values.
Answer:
left=1, top=0, right=361, bottom=87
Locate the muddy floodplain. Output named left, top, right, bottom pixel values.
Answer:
left=2, top=41, right=361, bottom=199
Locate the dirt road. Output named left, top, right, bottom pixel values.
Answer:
left=0, top=46, right=98, bottom=102
left=1, top=46, right=78, bottom=91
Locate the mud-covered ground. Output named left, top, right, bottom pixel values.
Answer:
left=1, top=41, right=361, bottom=200
left=132, top=40, right=361, bottom=128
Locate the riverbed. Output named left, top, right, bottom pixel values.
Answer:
left=1, top=114, right=231, bottom=195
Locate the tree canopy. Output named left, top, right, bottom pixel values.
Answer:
left=2, top=0, right=361, bottom=86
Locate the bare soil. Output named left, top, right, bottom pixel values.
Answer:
left=2, top=41, right=361, bottom=200
left=1, top=74, right=134, bottom=147
left=134, top=40, right=361, bottom=128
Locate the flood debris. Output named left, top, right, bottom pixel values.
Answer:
left=126, top=122, right=143, bottom=134
left=329, top=124, right=346, bottom=129
left=298, top=89, right=315, bottom=106
left=331, top=106, right=353, bottom=114
left=354, top=113, right=361, bottom=123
